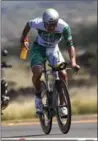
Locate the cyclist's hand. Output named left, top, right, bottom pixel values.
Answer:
left=24, top=41, right=29, bottom=50
left=20, top=36, right=29, bottom=50
left=71, top=63, right=80, bottom=73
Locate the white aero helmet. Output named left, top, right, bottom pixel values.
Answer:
left=43, top=8, right=59, bottom=24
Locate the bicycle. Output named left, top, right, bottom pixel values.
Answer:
left=1, top=50, right=12, bottom=114
left=37, top=60, right=79, bottom=134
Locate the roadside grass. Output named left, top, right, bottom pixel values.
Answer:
left=71, top=95, right=97, bottom=115
left=2, top=98, right=36, bottom=121
left=2, top=93, right=97, bottom=121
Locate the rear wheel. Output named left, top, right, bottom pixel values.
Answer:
left=55, top=80, right=71, bottom=134
left=39, top=81, right=52, bottom=134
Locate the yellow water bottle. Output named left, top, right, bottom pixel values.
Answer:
left=20, top=47, right=28, bottom=60
left=20, top=37, right=29, bottom=60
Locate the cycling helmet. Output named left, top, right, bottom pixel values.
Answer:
left=43, top=8, right=59, bottom=24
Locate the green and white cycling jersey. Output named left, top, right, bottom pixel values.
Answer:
left=28, top=17, right=73, bottom=48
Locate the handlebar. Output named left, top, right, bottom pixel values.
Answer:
left=48, top=62, right=70, bottom=71
left=48, top=62, right=80, bottom=72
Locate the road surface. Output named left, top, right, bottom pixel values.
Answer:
left=1, top=118, right=97, bottom=140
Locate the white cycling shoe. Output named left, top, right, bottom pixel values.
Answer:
left=59, top=107, right=68, bottom=118
left=35, top=96, right=43, bottom=115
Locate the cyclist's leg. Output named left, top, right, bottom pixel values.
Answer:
left=56, top=52, right=68, bottom=105
left=46, top=45, right=67, bottom=105
left=30, top=43, right=46, bottom=113
left=31, top=65, right=42, bottom=96
left=46, top=45, right=67, bottom=82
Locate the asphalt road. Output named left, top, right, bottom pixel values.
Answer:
left=1, top=119, right=97, bottom=140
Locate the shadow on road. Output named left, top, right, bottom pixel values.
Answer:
left=2, top=132, right=64, bottom=138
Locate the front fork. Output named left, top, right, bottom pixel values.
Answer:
left=43, top=68, right=54, bottom=117
left=44, top=69, right=60, bottom=116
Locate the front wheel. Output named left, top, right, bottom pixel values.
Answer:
left=55, top=80, right=71, bottom=134
left=39, top=81, right=52, bottom=134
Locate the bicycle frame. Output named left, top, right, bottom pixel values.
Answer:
left=40, top=61, right=78, bottom=134
left=43, top=61, right=72, bottom=92
left=43, top=62, right=60, bottom=92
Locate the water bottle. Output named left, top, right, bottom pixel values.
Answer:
left=20, top=37, right=29, bottom=60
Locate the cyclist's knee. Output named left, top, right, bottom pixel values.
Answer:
left=31, top=65, right=43, bottom=81
left=59, top=70, right=67, bottom=81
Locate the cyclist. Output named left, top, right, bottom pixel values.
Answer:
left=20, top=8, right=80, bottom=115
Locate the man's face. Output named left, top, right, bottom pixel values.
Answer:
left=44, top=22, right=57, bottom=32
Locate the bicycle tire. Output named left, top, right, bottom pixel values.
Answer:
left=39, top=81, right=53, bottom=134
left=55, top=79, right=71, bottom=134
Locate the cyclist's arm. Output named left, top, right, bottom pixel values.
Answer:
left=20, top=19, right=38, bottom=43
left=63, top=25, right=76, bottom=66
left=20, top=22, right=30, bottom=43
